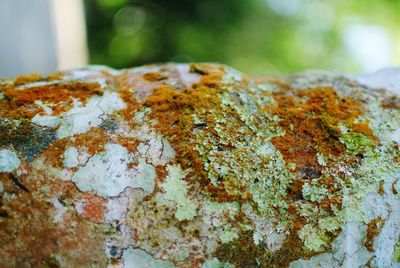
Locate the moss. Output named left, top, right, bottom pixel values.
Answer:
left=339, top=132, right=375, bottom=154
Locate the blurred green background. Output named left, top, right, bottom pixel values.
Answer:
left=84, top=0, right=400, bottom=75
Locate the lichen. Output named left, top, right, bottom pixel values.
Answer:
left=161, top=164, right=197, bottom=221
left=393, top=241, right=400, bottom=262
left=0, top=118, right=56, bottom=161
left=298, top=224, right=329, bottom=252
left=57, top=91, right=126, bottom=139
left=0, top=148, right=21, bottom=172
left=122, top=246, right=176, bottom=268
left=1, top=64, right=400, bottom=267
left=72, top=143, right=156, bottom=197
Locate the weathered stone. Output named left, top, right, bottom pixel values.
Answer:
left=0, top=64, right=399, bottom=267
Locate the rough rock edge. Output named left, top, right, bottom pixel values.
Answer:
left=0, top=64, right=399, bottom=268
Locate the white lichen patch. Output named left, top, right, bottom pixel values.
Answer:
left=161, top=164, right=197, bottom=221
left=31, top=100, right=61, bottom=127
left=63, top=147, right=79, bottom=168
left=0, top=149, right=21, bottom=172
left=122, top=246, right=175, bottom=268
left=32, top=114, right=60, bottom=128
left=63, top=146, right=90, bottom=168
left=57, top=91, right=126, bottom=139
left=129, top=121, right=176, bottom=166
left=72, top=143, right=155, bottom=197
left=105, top=194, right=129, bottom=223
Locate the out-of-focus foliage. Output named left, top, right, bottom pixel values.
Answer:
left=84, top=0, right=400, bottom=75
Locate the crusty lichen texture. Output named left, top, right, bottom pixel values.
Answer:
left=0, top=64, right=399, bottom=268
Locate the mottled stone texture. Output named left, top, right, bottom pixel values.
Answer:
left=0, top=64, right=399, bottom=268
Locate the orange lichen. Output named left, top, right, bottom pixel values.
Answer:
left=115, top=136, right=140, bottom=153
left=365, top=217, right=383, bottom=251
left=0, top=81, right=103, bottom=119
left=81, top=193, right=106, bottom=223
left=117, top=88, right=140, bottom=124
left=39, top=139, right=68, bottom=168
left=12, top=72, right=64, bottom=87
left=40, top=128, right=109, bottom=168
left=144, top=66, right=242, bottom=202
left=269, top=86, right=370, bottom=176
left=71, top=127, right=109, bottom=155
left=378, top=180, right=385, bottom=195
left=353, top=122, right=378, bottom=141
left=143, top=72, right=168, bottom=82
left=13, top=73, right=43, bottom=86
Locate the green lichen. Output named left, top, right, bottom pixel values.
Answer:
left=298, top=224, right=330, bottom=252
left=393, top=241, right=400, bottom=262
left=302, top=182, right=330, bottom=203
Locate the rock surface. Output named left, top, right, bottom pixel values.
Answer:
left=0, top=64, right=399, bottom=268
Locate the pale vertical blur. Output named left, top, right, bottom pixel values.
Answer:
left=0, top=0, right=57, bottom=77
left=0, top=0, right=87, bottom=78
left=51, top=0, right=88, bottom=71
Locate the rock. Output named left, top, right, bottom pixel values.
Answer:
left=0, top=63, right=399, bottom=268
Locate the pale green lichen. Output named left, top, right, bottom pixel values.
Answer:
left=161, top=164, right=197, bottom=221
left=298, top=224, right=329, bottom=252
left=318, top=216, right=341, bottom=233
left=219, top=229, right=239, bottom=244
left=122, top=246, right=175, bottom=268
left=316, top=152, right=327, bottom=166
left=302, top=182, right=330, bottom=203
